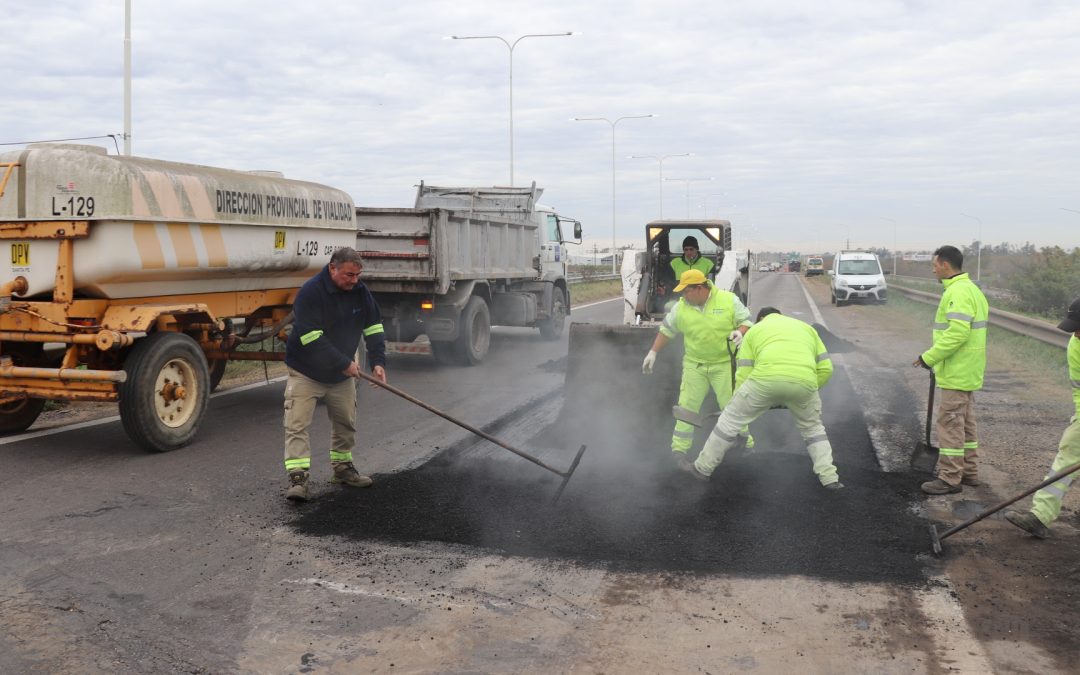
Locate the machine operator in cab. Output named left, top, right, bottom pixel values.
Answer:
left=670, top=235, right=715, bottom=280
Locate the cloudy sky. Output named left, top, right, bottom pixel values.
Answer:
left=4, top=1, right=1079, bottom=254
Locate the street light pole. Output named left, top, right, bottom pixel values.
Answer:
left=628, top=153, right=692, bottom=219
left=573, top=114, right=655, bottom=273
left=123, top=0, right=132, bottom=155
left=880, top=217, right=897, bottom=275
left=960, top=213, right=982, bottom=282
left=449, top=32, right=575, bottom=186
left=664, top=177, right=714, bottom=218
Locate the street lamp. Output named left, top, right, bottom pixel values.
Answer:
left=880, top=217, right=897, bottom=275
left=448, top=31, right=576, bottom=186
left=1061, top=207, right=1080, bottom=215
left=960, top=212, right=982, bottom=282
left=573, top=114, right=655, bottom=273
left=665, top=177, right=714, bottom=218
left=628, top=153, right=692, bottom=219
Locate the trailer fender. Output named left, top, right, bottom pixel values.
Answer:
left=425, top=281, right=484, bottom=341
left=101, top=303, right=217, bottom=333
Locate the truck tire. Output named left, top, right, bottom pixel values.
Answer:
left=455, top=296, right=491, bottom=365
left=0, top=344, right=49, bottom=433
left=119, top=332, right=210, bottom=452
left=539, top=287, right=567, bottom=340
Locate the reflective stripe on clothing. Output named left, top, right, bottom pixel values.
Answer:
left=300, top=330, right=324, bottom=345
left=363, top=323, right=385, bottom=337
left=671, top=359, right=736, bottom=452
left=939, top=447, right=966, bottom=457
left=738, top=359, right=754, bottom=367
left=964, top=441, right=979, bottom=449
left=1032, top=418, right=1080, bottom=525
left=330, top=451, right=353, bottom=463
left=285, top=458, right=310, bottom=471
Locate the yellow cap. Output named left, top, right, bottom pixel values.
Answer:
left=673, top=269, right=708, bottom=292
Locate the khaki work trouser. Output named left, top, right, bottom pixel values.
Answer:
left=935, top=388, right=978, bottom=487
left=1030, top=417, right=1080, bottom=526
left=283, top=367, right=358, bottom=474
left=694, top=378, right=839, bottom=486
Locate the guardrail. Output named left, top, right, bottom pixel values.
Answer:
left=889, top=285, right=1071, bottom=349
left=890, top=274, right=1018, bottom=301
left=567, top=273, right=621, bottom=284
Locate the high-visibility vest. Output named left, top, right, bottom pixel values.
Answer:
left=671, top=256, right=714, bottom=279
left=659, top=284, right=750, bottom=363
left=921, top=273, right=989, bottom=391
left=735, top=314, right=832, bottom=389
left=1069, top=336, right=1080, bottom=419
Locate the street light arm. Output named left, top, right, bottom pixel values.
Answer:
left=512, top=32, right=575, bottom=49
left=449, top=35, right=512, bottom=49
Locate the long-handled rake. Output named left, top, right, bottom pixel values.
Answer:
left=929, top=461, right=1080, bottom=554
left=354, top=370, right=587, bottom=504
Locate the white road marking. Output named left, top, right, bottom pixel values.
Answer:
left=573, top=296, right=621, bottom=311
left=797, top=276, right=828, bottom=329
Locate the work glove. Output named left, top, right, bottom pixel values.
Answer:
left=728, top=330, right=744, bottom=347
left=642, top=350, right=658, bottom=375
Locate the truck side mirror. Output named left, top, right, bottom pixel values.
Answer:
left=573, top=221, right=582, bottom=240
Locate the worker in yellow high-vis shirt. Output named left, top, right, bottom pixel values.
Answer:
left=643, top=269, right=752, bottom=471
left=685, top=307, right=842, bottom=490
left=1005, top=297, right=1080, bottom=538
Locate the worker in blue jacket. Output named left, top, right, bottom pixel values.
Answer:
left=283, top=247, right=387, bottom=501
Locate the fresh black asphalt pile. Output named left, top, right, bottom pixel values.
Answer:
left=293, top=348, right=932, bottom=585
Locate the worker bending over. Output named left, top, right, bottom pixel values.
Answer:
left=643, top=269, right=752, bottom=470
left=1005, top=297, right=1080, bottom=538
left=686, top=307, right=842, bottom=489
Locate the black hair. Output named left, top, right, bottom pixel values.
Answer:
left=756, top=307, right=782, bottom=322
left=932, top=245, right=963, bottom=271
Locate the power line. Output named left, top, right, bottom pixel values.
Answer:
left=0, top=134, right=122, bottom=154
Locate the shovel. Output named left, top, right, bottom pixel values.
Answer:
left=670, top=337, right=739, bottom=429
left=910, top=372, right=939, bottom=474
left=353, top=370, right=587, bottom=504
left=930, top=461, right=1080, bottom=554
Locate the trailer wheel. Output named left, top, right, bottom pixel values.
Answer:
left=539, top=288, right=567, bottom=340
left=119, top=332, right=210, bottom=452
left=0, top=344, right=48, bottom=433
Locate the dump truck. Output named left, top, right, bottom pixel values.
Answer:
left=0, top=143, right=357, bottom=450
left=354, top=183, right=582, bottom=365
left=564, top=219, right=749, bottom=428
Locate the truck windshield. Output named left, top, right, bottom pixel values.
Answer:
left=808, top=258, right=823, bottom=266
left=838, top=260, right=880, bottom=275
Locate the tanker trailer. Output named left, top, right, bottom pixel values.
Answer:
left=0, top=144, right=357, bottom=451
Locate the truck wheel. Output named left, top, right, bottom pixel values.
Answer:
left=208, top=357, right=228, bottom=392
left=455, top=296, right=491, bottom=365
left=119, top=332, right=210, bottom=452
left=539, top=288, right=567, bottom=340
left=0, top=344, right=48, bottom=433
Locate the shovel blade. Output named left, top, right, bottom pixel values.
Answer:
left=910, top=441, right=939, bottom=474
left=929, top=524, right=943, bottom=555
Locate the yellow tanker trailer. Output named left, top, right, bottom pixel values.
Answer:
left=0, top=143, right=356, bottom=450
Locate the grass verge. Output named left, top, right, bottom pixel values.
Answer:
left=570, top=279, right=622, bottom=306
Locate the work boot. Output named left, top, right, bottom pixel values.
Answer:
left=1004, top=510, right=1049, bottom=539
left=961, top=476, right=981, bottom=487
left=823, top=481, right=845, bottom=490
left=331, top=462, right=373, bottom=488
left=921, top=478, right=961, bottom=495
left=678, top=458, right=709, bottom=482
left=670, top=452, right=694, bottom=472
left=286, top=471, right=310, bottom=502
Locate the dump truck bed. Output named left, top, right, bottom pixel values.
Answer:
left=354, top=207, right=540, bottom=295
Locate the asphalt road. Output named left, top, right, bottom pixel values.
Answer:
left=0, top=274, right=1044, bottom=673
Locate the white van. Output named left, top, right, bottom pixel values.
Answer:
left=829, top=251, right=887, bottom=305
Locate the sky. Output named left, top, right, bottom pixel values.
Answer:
left=3, top=0, right=1079, bottom=254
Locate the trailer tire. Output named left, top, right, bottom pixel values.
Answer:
left=119, top=332, right=210, bottom=452
left=539, top=287, right=567, bottom=340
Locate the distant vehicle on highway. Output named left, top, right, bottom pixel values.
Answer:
left=805, top=256, right=824, bottom=276
left=759, top=264, right=771, bottom=272
left=829, top=251, right=887, bottom=306
left=788, top=260, right=801, bottom=273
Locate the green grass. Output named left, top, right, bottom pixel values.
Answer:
left=569, top=279, right=622, bottom=305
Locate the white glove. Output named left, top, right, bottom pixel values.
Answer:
left=728, top=330, right=744, bottom=347
left=642, top=350, right=657, bottom=375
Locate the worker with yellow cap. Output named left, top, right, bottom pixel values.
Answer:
left=643, top=268, right=752, bottom=470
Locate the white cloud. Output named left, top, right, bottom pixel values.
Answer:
left=3, top=0, right=1079, bottom=252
